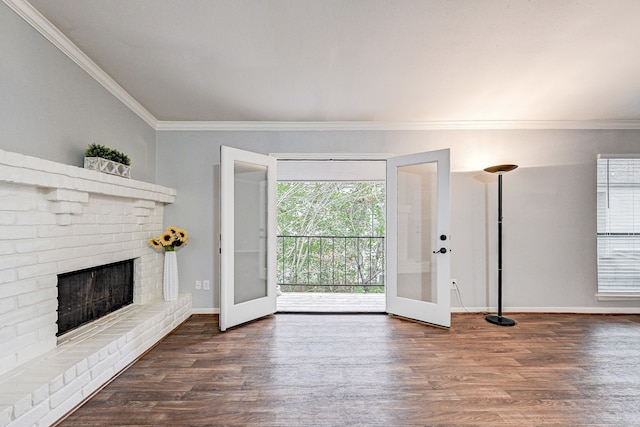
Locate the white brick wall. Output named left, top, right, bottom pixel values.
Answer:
left=0, top=149, right=191, bottom=426
left=0, top=186, right=170, bottom=373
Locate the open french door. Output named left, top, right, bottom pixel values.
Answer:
left=386, top=149, right=451, bottom=328
left=220, top=146, right=450, bottom=330
left=219, top=146, right=277, bottom=331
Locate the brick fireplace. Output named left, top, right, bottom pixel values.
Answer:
left=0, top=149, right=192, bottom=426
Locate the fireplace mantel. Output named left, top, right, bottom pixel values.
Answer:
left=0, top=149, right=175, bottom=204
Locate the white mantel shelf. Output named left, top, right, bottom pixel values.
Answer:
left=0, top=149, right=175, bottom=204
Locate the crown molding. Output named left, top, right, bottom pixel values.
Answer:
left=4, top=0, right=158, bottom=129
left=156, top=119, right=640, bottom=131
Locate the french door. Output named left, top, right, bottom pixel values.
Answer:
left=219, top=146, right=277, bottom=331
left=386, top=149, right=451, bottom=328
left=220, top=146, right=451, bottom=330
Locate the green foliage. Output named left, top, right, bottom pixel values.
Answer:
left=85, top=143, right=131, bottom=166
left=276, top=182, right=386, bottom=293
left=277, top=182, right=385, bottom=236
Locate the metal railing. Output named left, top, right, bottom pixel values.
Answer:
left=277, top=235, right=385, bottom=293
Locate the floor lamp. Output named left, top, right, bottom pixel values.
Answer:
left=484, top=164, right=518, bottom=327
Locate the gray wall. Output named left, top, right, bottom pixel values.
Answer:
left=157, top=129, right=640, bottom=312
left=5, top=0, right=639, bottom=313
left=0, top=3, right=156, bottom=182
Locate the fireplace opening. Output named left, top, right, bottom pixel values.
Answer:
left=57, top=259, right=134, bottom=336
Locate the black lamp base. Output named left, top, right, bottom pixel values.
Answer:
left=485, top=314, right=516, bottom=327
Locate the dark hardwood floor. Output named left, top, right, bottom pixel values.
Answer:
left=57, top=313, right=640, bottom=426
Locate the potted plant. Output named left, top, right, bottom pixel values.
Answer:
left=84, top=143, right=131, bottom=178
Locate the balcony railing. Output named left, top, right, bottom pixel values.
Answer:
left=277, top=235, right=385, bottom=293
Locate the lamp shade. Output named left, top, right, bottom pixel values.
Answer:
left=484, top=164, right=518, bottom=174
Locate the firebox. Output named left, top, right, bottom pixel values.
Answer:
left=57, top=259, right=134, bottom=336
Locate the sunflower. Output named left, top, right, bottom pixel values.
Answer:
left=160, top=231, right=174, bottom=245
left=148, top=238, right=163, bottom=249
left=149, top=226, right=189, bottom=252
left=176, top=228, right=189, bottom=244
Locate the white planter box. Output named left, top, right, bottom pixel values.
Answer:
left=84, top=157, right=131, bottom=178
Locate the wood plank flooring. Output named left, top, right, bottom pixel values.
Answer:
left=56, top=313, right=640, bottom=426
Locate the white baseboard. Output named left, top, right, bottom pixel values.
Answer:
left=193, top=307, right=640, bottom=315
left=192, top=307, right=220, bottom=315
left=453, top=306, right=640, bottom=314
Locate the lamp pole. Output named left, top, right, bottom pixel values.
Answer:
left=484, top=164, right=517, bottom=327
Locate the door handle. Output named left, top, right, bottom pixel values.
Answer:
left=433, top=247, right=447, bottom=254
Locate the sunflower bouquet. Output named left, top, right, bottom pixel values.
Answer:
left=149, top=226, right=189, bottom=252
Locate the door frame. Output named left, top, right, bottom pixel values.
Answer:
left=219, top=150, right=451, bottom=328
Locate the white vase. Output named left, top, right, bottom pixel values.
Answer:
left=163, top=251, right=179, bottom=301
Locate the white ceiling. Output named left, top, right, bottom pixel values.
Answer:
left=17, top=0, right=640, bottom=126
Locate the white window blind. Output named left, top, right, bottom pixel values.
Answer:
left=597, top=157, right=640, bottom=293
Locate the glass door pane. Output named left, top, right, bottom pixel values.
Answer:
left=234, top=161, right=268, bottom=304
left=396, top=162, right=438, bottom=303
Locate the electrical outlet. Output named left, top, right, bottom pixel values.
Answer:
left=450, top=279, right=457, bottom=290
left=203, top=280, right=210, bottom=290
left=195, top=280, right=202, bottom=290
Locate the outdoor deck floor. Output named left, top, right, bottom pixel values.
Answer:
left=276, top=292, right=385, bottom=312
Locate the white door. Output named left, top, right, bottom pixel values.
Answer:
left=386, top=149, right=451, bottom=328
left=219, top=146, right=277, bottom=331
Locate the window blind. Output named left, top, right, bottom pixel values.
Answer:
left=597, top=157, right=640, bottom=293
